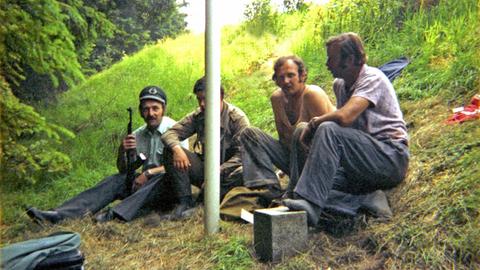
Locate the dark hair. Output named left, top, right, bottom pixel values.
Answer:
left=326, top=32, right=366, bottom=66
left=272, top=55, right=308, bottom=82
left=193, top=76, right=225, bottom=98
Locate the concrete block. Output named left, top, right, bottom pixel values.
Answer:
left=253, top=207, right=308, bottom=262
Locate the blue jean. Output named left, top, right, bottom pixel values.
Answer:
left=294, top=121, right=409, bottom=208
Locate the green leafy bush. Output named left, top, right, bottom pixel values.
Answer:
left=0, top=0, right=114, bottom=102
left=242, top=0, right=310, bottom=37
left=243, top=0, right=282, bottom=36
left=0, top=78, right=74, bottom=186
left=0, top=0, right=186, bottom=102
left=85, top=0, right=187, bottom=73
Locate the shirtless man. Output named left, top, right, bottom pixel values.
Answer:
left=240, top=55, right=335, bottom=193
left=271, top=56, right=335, bottom=147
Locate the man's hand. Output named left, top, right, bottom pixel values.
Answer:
left=122, top=134, right=136, bottom=150
left=132, top=172, right=148, bottom=192
left=299, top=118, right=317, bottom=150
left=173, top=146, right=191, bottom=172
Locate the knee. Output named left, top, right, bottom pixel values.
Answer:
left=239, top=126, right=261, bottom=143
left=316, top=121, right=340, bottom=134
left=314, top=121, right=342, bottom=139
left=163, top=146, right=174, bottom=165
left=293, top=122, right=308, bottom=139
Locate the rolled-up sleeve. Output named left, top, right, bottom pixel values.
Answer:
left=161, top=112, right=197, bottom=150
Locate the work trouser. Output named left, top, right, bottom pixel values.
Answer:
left=239, top=125, right=308, bottom=190
left=295, top=121, right=409, bottom=208
left=54, top=173, right=172, bottom=221
left=163, top=147, right=243, bottom=201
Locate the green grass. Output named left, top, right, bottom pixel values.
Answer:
left=1, top=0, right=479, bottom=268
left=211, top=236, right=254, bottom=270
left=376, top=100, right=480, bottom=268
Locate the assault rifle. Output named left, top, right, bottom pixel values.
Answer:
left=125, top=107, right=137, bottom=187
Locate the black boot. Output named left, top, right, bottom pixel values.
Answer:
left=282, top=198, right=321, bottom=226
left=26, top=207, right=62, bottom=224
left=172, top=196, right=195, bottom=220
left=94, top=209, right=116, bottom=223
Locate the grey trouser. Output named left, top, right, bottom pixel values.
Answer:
left=54, top=173, right=172, bottom=221
left=163, top=147, right=243, bottom=200
left=239, top=125, right=308, bottom=190
left=295, top=121, right=409, bottom=208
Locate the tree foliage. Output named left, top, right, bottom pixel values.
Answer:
left=282, top=0, right=307, bottom=13
left=1, top=0, right=186, bottom=102
left=0, top=0, right=114, bottom=101
left=244, top=0, right=280, bottom=36
left=0, top=77, right=75, bottom=186
left=0, top=0, right=110, bottom=185
left=243, top=0, right=309, bottom=36
left=85, top=0, right=187, bottom=72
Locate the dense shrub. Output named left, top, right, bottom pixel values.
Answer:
left=84, top=0, right=187, bottom=73
left=0, top=77, right=74, bottom=186
left=0, top=0, right=113, bottom=102
left=1, top=0, right=186, bottom=102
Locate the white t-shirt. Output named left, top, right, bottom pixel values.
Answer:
left=333, top=64, right=408, bottom=143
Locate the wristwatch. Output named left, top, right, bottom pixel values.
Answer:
left=144, top=169, right=153, bottom=179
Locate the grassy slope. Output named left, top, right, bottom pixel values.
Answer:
left=1, top=0, right=479, bottom=269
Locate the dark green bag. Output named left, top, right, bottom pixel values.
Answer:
left=1, top=231, right=84, bottom=270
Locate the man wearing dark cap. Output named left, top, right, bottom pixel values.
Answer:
left=26, top=86, right=188, bottom=224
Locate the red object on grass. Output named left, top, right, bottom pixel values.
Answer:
left=445, top=94, right=480, bottom=124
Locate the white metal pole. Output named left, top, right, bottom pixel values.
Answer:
left=204, top=0, right=221, bottom=235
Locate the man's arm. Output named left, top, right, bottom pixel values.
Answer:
left=300, top=96, right=370, bottom=146
left=131, top=165, right=165, bottom=191
left=161, top=112, right=196, bottom=150
left=116, top=134, right=138, bottom=173
left=271, top=90, right=294, bottom=146
left=161, top=112, right=197, bottom=172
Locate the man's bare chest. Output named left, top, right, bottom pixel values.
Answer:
left=284, top=98, right=303, bottom=125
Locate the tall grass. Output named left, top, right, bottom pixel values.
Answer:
left=374, top=98, right=480, bottom=268
left=292, top=0, right=480, bottom=101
